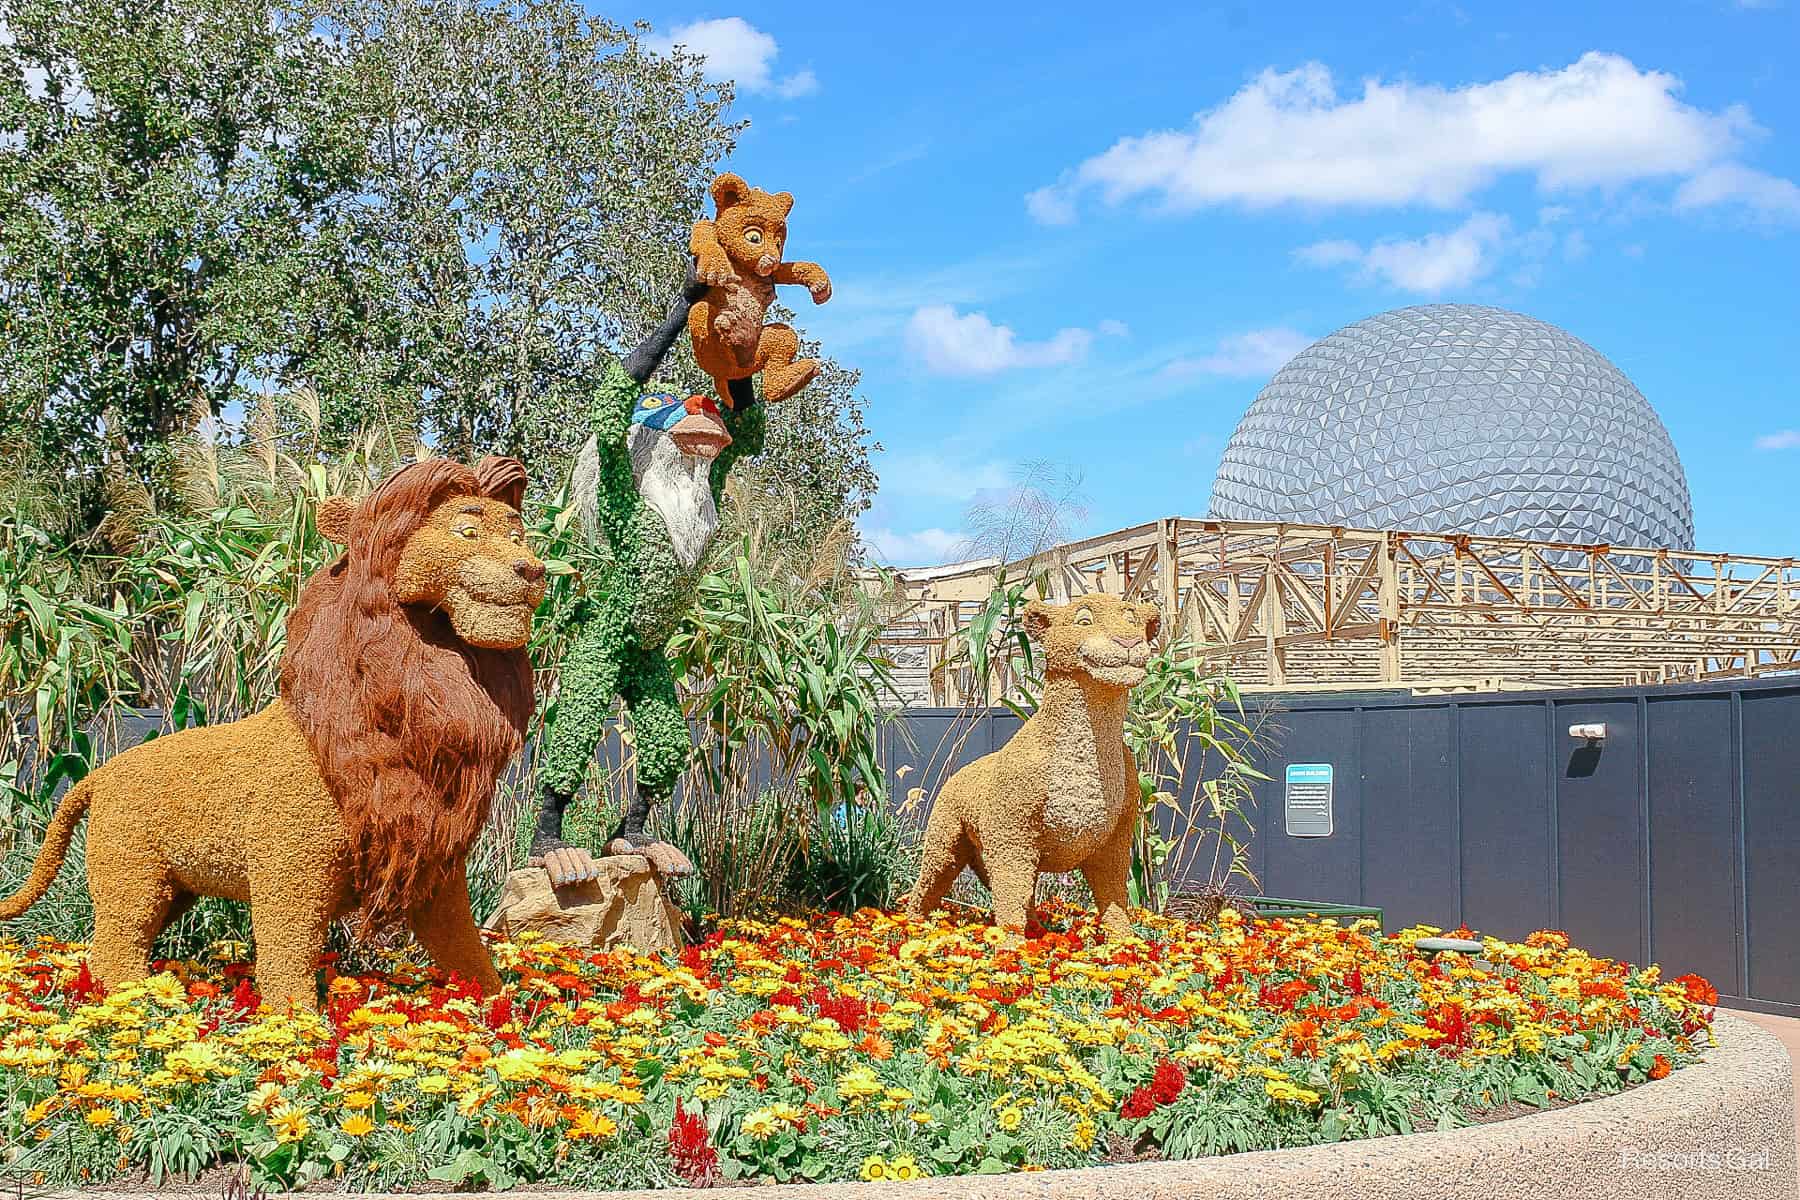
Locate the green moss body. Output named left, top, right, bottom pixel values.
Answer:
left=539, top=361, right=765, bottom=810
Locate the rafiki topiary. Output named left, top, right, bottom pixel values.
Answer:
left=529, top=276, right=767, bottom=886
left=0, top=457, right=545, bottom=1007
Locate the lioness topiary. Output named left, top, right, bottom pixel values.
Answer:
left=906, top=595, right=1161, bottom=939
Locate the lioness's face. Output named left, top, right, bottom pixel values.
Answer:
left=392, top=495, right=547, bottom=649
left=1024, top=595, right=1161, bottom=690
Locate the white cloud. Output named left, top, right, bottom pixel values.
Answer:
left=1295, top=212, right=1511, bottom=294
left=904, top=305, right=1094, bottom=374
left=1024, top=184, right=1077, bottom=225
left=645, top=17, right=816, bottom=98
left=1029, top=53, right=1759, bottom=222
left=1674, top=163, right=1800, bottom=222
left=1755, top=430, right=1800, bottom=451
left=861, top=525, right=970, bottom=566
left=1164, top=328, right=1314, bottom=378
left=1097, top=318, right=1131, bottom=338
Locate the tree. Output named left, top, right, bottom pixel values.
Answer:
left=0, top=0, right=366, bottom=510
left=0, top=0, right=879, bottom=542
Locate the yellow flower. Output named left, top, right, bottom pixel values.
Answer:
left=271, top=1106, right=311, bottom=1144
left=340, top=1114, right=375, bottom=1138
left=889, top=1155, right=921, bottom=1181
left=836, top=1066, right=882, bottom=1102
left=1265, top=1079, right=1322, bottom=1106
left=85, top=1107, right=117, bottom=1127
left=997, top=1105, right=1024, bottom=1131
left=340, top=1089, right=377, bottom=1111
left=246, top=1082, right=284, bottom=1114
left=741, top=1108, right=781, bottom=1138
left=417, top=1074, right=451, bottom=1095
left=1072, top=1118, right=1097, bottom=1151
left=568, top=1110, right=617, bottom=1140
left=860, top=1155, right=889, bottom=1181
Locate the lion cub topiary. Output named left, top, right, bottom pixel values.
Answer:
left=906, top=595, right=1161, bottom=939
left=688, top=171, right=831, bottom=406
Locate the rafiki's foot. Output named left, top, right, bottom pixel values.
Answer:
left=528, top=834, right=601, bottom=887
left=606, top=837, right=695, bottom=879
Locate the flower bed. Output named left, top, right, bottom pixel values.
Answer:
left=0, top=905, right=1718, bottom=1192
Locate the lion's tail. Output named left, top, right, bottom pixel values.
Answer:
left=0, top=778, right=91, bottom=920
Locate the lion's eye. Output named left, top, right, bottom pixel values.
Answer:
left=457, top=527, right=480, bottom=539
left=744, top=229, right=763, bottom=245
left=1074, top=610, right=1093, bottom=625
left=510, top=530, right=523, bottom=544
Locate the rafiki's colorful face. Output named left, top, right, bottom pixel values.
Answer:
left=632, top=392, right=732, bottom=461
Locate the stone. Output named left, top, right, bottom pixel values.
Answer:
left=482, top=859, right=684, bottom=953
left=1415, top=935, right=1485, bottom=955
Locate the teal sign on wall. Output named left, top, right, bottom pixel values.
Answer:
left=1284, top=763, right=1334, bottom=837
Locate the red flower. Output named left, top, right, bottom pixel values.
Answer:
left=1150, top=1061, right=1187, bottom=1105
left=1673, top=973, right=1720, bottom=1007
left=65, top=961, right=105, bottom=1005
left=1258, top=979, right=1312, bottom=1013
left=1342, top=966, right=1366, bottom=997
left=668, top=1100, right=718, bottom=1186
left=1649, top=1054, right=1672, bottom=1080
left=1121, top=1085, right=1157, bottom=1120
left=229, top=978, right=261, bottom=1016
left=485, top=994, right=514, bottom=1031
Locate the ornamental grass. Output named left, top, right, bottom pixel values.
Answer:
left=0, top=905, right=1717, bottom=1191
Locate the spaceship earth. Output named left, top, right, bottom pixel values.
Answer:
left=1208, top=305, right=1695, bottom=549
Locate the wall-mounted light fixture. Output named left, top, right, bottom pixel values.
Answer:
left=1568, top=723, right=1607, bottom=741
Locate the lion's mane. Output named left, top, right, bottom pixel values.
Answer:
left=278, top=456, right=534, bottom=935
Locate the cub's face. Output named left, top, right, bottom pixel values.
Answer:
left=716, top=188, right=794, bottom=278
left=392, top=495, right=547, bottom=649
left=1023, top=595, right=1162, bottom=690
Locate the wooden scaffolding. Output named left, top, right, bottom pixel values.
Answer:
left=876, top=519, right=1800, bottom=706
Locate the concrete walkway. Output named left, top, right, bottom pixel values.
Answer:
left=1730, top=1007, right=1800, bottom=1171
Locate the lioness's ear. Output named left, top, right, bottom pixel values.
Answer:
left=1022, top=601, right=1054, bottom=642
left=771, top=190, right=794, bottom=218
left=316, top=495, right=355, bottom=545
left=712, top=172, right=749, bottom=211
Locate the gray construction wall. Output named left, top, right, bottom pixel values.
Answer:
left=880, top=677, right=1800, bottom=1015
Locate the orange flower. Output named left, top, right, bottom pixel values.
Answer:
left=858, top=1032, right=894, bottom=1061
left=1649, top=1054, right=1672, bottom=1080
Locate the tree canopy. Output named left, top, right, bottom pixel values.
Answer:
left=0, top=0, right=876, bottom=542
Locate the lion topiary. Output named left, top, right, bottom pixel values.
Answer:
left=0, top=456, right=545, bottom=1008
left=688, top=171, right=831, bottom=407
left=906, top=595, right=1161, bottom=940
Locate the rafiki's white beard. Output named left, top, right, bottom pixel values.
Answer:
left=572, top=429, right=720, bottom=571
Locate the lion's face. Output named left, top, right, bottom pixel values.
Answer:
left=390, top=495, right=547, bottom=650
left=715, top=186, right=793, bottom=279
left=1024, top=595, right=1161, bottom=690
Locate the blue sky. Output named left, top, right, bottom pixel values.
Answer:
left=621, top=1, right=1799, bottom=562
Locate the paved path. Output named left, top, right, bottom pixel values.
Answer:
left=1729, top=1007, right=1800, bottom=1176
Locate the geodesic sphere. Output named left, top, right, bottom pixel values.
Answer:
left=1208, top=305, right=1694, bottom=549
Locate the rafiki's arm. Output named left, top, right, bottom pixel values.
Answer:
left=592, top=273, right=709, bottom=553
left=710, top=385, right=766, bottom=507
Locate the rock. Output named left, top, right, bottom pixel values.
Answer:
left=1415, top=935, right=1484, bottom=955
left=482, top=859, right=685, bottom=953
